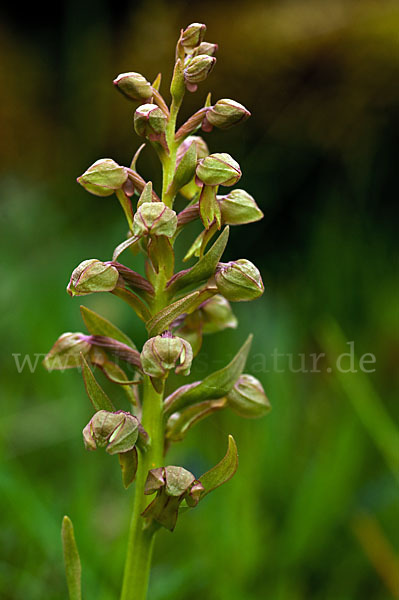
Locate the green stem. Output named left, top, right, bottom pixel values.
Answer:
left=120, top=377, right=164, bottom=600
left=120, top=64, right=184, bottom=600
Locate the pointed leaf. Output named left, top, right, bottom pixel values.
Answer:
left=164, top=334, right=252, bottom=415
left=169, top=141, right=197, bottom=194
left=119, top=447, right=139, bottom=488
left=112, top=288, right=152, bottom=322
left=166, top=398, right=226, bottom=442
left=112, top=235, right=140, bottom=261
left=61, top=516, right=82, bottom=600
left=130, top=143, right=146, bottom=170
left=80, top=354, right=115, bottom=411
left=168, top=227, right=229, bottom=294
left=146, top=291, right=200, bottom=336
left=199, top=435, right=238, bottom=499
left=80, top=306, right=136, bottom=348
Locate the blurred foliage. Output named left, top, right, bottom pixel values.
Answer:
left=0, top=1, right=398, bottom=599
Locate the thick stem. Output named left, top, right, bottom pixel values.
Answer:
left=120, top=377, right=164, bottom=600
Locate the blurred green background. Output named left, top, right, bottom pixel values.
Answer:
left=1, top=1, right=398, bottom=598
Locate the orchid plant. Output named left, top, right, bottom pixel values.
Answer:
left=44, top=22, right=270, bottom=600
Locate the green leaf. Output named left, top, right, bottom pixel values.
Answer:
left=80, top=354, right=115, bottom=411
left=118, top=448, right=139, bottom=488
left=199, top=435, right=238, bottom=499
left=112, top=235, right=140, bottom=261
left=95, top=360, right=139, bottom=409
left=146, top=291, right=200, bottom=337
left=61, top=516, right=82, bottom=600
left=166, top=398, right=226, bottom=442
left=164, top=334, right=252, bottom=415
left=169, top=141, right=197, bottom=194
left=112, top=287, right=152, bottom=322
left=168, top=226, right=229, bottom=294
left=80, top=306, right=136, bottom=349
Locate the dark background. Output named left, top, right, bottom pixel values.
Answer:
left=1, top=1, right=398, bottom=599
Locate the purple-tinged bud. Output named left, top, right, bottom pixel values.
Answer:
left=226, top=374, right=271, bottom=418
left=218, top=189, right=263, bottom=225
left=192, top=42, right=218, bottom=57
left=176, top=136, right=209, bottom=164
left=206, top=99, right=251, bottom=130
left=181, top=23, right=206, bottom=51
left=77, top=159, right=128, bottom=197
left=184, top=55, right=216, bottom=89
left=140, top=334, right=193, bottom=378
left=215, top=259, right=264, bottom=302
left=43, top=332, right=91, bottom=371
left=67, top=259, right=119, bottom=297
left=196, top=153, right=241, bottom=187
left=83, top=410, right=140, bottom=454
left=113, top=72, right=153, bottom=101
left=133, top=202, right=177, bottom=238
left=142, top=465, right=200, bottom=530
left=134, top=104, right=167, bottom=140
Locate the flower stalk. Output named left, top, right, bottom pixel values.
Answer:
left=45, top=21, right=270, bottom=600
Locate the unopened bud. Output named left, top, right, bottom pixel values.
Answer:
left=226, top=374, right=271, bottom=418
left=176, top=136, right=209, bottom=164
left=133, top=202, right=177, bottom=238
left=83, top=410, right=139, bottom=454
left=218, top=189, right=263, bottom=225
left=206, top=99, right=250, bottom=130
left=43, top=332, right=91, bottom=370
left=113, top=72, right=153, bottom=101
left=201, top=295, right=238, bottom=333
left=141, top=334, right=193, bottom=378
left=196, top=153, right=241, bottom=187
left=77, top=159, right=128, bottom=197
left=184, top=55, right=216, bottom=85
left=215, top=259, right=264, bottom=302
left=67, top=259, right=119, bottom=297
left=134, top=104, right=167, bottom=140
left=192, top=42, right=218, bottom=57
left=181, top=23, right=206, bottom=50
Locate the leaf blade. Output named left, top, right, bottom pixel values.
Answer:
left=80, top=305, right=136, bottom=348
left=168, top=226, right=229, bottom=294
left=146, top=291, right=200, bottom=336
left=61, top=516, right=82, bottom=600
left=164, top=334, right=252, bottom=415
left=80, top=354, right=115, bottom=411
left=199, top=435, right=238, bottom=499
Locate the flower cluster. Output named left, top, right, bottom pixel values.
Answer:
left=45, top=21, right=271, bottom=600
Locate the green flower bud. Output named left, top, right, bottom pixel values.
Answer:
left=226, top=374, right=271, bottom=418
left=215, top=259, right=264, bottom=302
left=67, top=259, right=119, bottom=297
left=184, top=55, right=216, bottom=85
left=218, top=189, right=263, bottom=225
left=83, top=410, right=139, bottom=454
left=201, top=295, right=238, bottom=333
left=141, top=334, right=193, bottom=378
left=206, top=99, right=251, bottom=130
left=77, top=159, right=128, bottom=197
left=132, top=202, right=177, bottom=238
left=43, top=332, right=91, bottom=370
left=196, top=153, right=241, bottom=187
left=192, top=42, right=218, bottom=57
left=176, top=135, right=209, bottom=164
left=113, top=72, right=153, bottom=101
left=134, top=104, right=167, bottom=140
left=181, top=23, right=206, bottom=50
